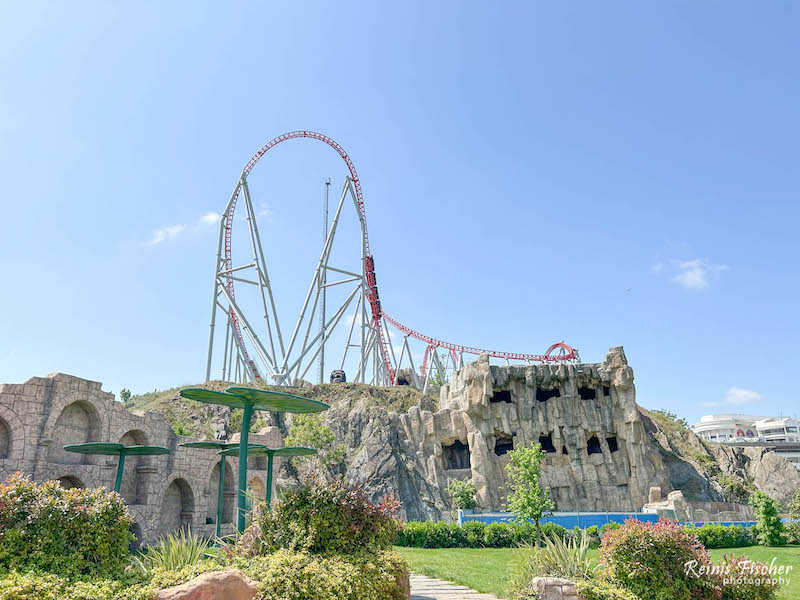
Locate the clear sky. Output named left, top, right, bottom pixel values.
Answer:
left=1, top=1, right=798, bottom=423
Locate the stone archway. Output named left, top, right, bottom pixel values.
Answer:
left=161, top=478, right=195, bottom=534
left=206, top=460, right=235, bottom=525
left=118, top=429, right=148, bottom=505
left=0, top=418, right=9, bottom=459
left=58, top=475, right=85, bottom=489
left=49, top=401, right=102, bottom=464
left=249, top=476, right=266, bottom=505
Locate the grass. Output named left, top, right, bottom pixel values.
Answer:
left=396, top=545, right=800, bottom=599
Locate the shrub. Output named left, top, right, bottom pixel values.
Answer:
left=576, top=579, right=641, bottom=600
left=0, top=473, right=133, bottom=578
left=685, top=524, right=753, bottom=549
left=717, top=555, right=779, bottom=600
left=597, top=518, right=718, bottom=600
left=0, top=571, right=151, bottom=600
left=446, top=479, right=476, bottom=510
left=233, top=550, right=408, bottom=600
left=132, top=527, right=211, bottom=575
left=785, top=489, right=800, bottom=544
left=541, top=522, right=569, bottom=541
left=462, top=520, right=487, bottom=547
left=484, top=522, right=515, bottom=547
left=254, top=479, right=401, bottom=555
left=599, top=521, right=621, bottom=539
left=749, top=491, right=784, bottom=546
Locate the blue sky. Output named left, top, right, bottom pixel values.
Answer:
left=1, top=1, right=798, bottom=423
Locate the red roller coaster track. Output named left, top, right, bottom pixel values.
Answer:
left=222, top=131, right=577, bottom=384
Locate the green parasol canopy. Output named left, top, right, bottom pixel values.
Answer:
left=217, top=445, right=317, bottom=458
left=63, top=443, right=171, bottom=493
left=225, top=387, right=330, bottom=413
left=179, top=441, right=239, bottom=450
left=178, top=386, right=328, bottom=532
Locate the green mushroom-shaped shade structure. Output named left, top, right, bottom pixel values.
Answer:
left=63, top=442, right=171, bottom=494
left=178, top=387, right=329, bottom=531
left=219, top=445, right=317, bottom=508
left=179, top=441, right=264, bottom=537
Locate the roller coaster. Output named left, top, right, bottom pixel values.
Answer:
left=204, top=131, right=578, bottom=388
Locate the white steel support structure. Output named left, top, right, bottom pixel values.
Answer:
left=206, top=172, right=391, bottom=387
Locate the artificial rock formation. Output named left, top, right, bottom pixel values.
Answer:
left=333, top=347, right=671, bottom=520
left=0, top=373, right=282, bottom=544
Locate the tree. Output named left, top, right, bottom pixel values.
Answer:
left=119, top=388, right=132, bottom=405
left=447, top=478, right=476, bottom=510
left=749, top=490, right=784, bottom=546
left=503, top=442, right=554, bottom=547
left=285, top=413, right=345, bottom=481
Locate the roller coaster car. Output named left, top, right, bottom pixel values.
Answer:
left=330, top=370, right=347, bottom=384
left=396, top=374, right=410, bottom=386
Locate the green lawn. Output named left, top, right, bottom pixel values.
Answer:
left=395, top=545, right=800, bottom=600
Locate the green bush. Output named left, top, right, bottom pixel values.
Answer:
left=236, top=549, right=408, bottom=600
left=576, top=579, right=641, bottom=600
left=684, top=524, right=753, bottom=549
left=253, top=479, right=401, bottom=555
left=462, top=520, right=487, bottom=547
left=0, top=571, right=151, bottom=600
left=599, top=521, right=621, bottom=539
left=597, top=518, right=718, bottom=600
left=506, top=532, right=594, bottom=599
left=394, top=521, right=467, bottom=548
left=0, top=473, right=133, bottom=578
left=749, top=491, right=784, bottom=546
left=484, top=522, right=515, bottom=547
left=541, top=522, right=569, bottom=541
left=446, top=479, right=476, bottom=510
left=787, top=489, right=800, bottom=544
left=718, top=555, right=779, bottom=600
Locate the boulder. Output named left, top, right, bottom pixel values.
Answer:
left=154, top=568, right=258, bottom=600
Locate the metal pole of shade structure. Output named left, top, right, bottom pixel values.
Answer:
left=266, top=452, right=274, bottom=508
left=237, top=404, right=254, bottom=532
left=318, top=179, right=329, bottom=384
left=114, top=451, right=126, bottom=493
left=216, top=457, right=226, bottom=538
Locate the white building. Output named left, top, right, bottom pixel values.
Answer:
left=692, top=414, right=800, bottom=471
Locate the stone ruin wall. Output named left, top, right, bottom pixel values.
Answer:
left=0, top=373, right=282, bottom=545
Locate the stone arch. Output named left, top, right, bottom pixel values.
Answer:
left=118, top=429, right=148, bottom=505
left=206, top=459, right=235, bottom=525
left=0, top=405, right=25, bottom=461
left=129, top=523, right=143, bottom=550
left=249, top=476, right=266, bottom=505
left=49, top=400, right=103, bottom=464
left=160, top=477, right=195, bottom=534
left=57, top=475, right=85, bottom=489
left=0, top=418, right=9, bottom=459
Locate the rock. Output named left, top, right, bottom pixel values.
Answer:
left=396, top=570, right=411, bottom=599
left=529, top=576, right=582, bottom=600
left=154, top=569, right=258, bottom=600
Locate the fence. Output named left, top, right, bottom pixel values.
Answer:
left=457, top=510, right=759, bottom=528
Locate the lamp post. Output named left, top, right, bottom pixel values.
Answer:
left=179, top=386, right=329, bottom=531
left=63, top=443, right=171, bottom=493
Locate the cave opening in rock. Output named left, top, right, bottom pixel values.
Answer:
left=538, top=433, right=557, bottom=453
left=536, top=388, right=560, bottom=402
left=578, top=386, right=597, bottom=400
left=603, top=386, right=611, bottom=397
left=495, top=437, right=514, bottom=456
left=606, top=436, right=619, bottom=453
left=443, top=440, right=471, bottom=470
left=587, top=435, right=602, bottom=455
left=490, top=390, right=512, bottom=404
left=562, top=446, right=569, bottom=455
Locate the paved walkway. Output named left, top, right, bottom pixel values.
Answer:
left=410, top=574, right=499, bottom=600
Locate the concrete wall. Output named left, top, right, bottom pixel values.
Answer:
left=0, top=372, right=282, bottom=545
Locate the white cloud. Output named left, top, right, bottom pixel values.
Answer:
left=702, top=386, right=763, bottom=408
left=199, top=212, right=221, bottom=226
left=144, top=212, right=221, bottom=246
left=257, top=205, right=273, bottom=218
left=661, top=258, right=729, bottom=290
left=144, top=224, right=186, bottom=246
